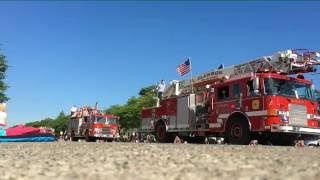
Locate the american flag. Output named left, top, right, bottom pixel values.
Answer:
left=176, top=58, right=191, bottom=76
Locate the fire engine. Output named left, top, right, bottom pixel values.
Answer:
left=141, top=49, right=320, bottom=145
left=68, top=106, right=120, bottom=142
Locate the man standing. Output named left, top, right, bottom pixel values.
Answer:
left=70, top=105, right=77, bottom=116
left=156, top=80, right=166, bottom=100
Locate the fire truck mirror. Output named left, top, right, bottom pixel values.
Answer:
left=210, top=88, right=214, bottom=93
left=253, top=77, right=260, bottom=92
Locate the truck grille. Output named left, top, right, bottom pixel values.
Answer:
left=289, top=104, right=307, bottom=127
left=102, top=127, right=112, bottom=134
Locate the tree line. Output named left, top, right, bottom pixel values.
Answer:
left=25, top=85, right=157, bottom=132
left=25, top=112, right=69, bottom=133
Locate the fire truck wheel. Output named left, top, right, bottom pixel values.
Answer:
left=85, top=130, right=93, bottom=142
left=155, top=121, right=170, bottom=143
left=226, top=118, right=250, bottom=145
left=184, top=136, right=206, bottom=144
left=194, top=136, right=206, bottom=144
left=70, top=131, right=77, bottom=142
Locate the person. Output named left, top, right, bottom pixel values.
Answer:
left=80, top=117, right=88, bottom=136
left=156, top=80, right=166, bottom=100
left=246, top=82, right=254, bottom=96
left=70, top=105, right=77, bottom=116
left=0, top=103, right=7, bottom=127
left=174, top=136, right=182, bottom=144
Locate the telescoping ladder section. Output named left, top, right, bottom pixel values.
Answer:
left=163, top=49, right=320, bottom=98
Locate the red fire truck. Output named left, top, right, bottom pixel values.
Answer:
left=141, top=49, right=320, bottom=145
left=68, top=106, right=120, bottom=142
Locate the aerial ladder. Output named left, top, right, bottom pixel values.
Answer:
left=163, top=49, right=320, bottom=99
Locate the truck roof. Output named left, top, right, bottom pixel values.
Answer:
left=191, top=73, right=312, bottom=90
left=259, top=73, right=312, bottom=84
left=94, top=113, right=119, bottom=118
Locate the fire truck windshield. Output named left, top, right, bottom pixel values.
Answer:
left=106, top=118, right=118, bottom=125
left=264, top=78, right=314, bottom=100
left=95, top=116, right=118, bottom=124
left=96, top=116, right=107, bottom=124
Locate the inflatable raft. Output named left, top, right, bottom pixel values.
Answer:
left=0, top=125, right=56, bottom=142
left=0, top=133, right=56, bottom=142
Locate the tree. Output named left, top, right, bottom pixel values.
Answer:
left=105, top=85, right=157, bottom=130
left=26, top=85, right=157, bottom=132
left=26, top=111, right=70, bottom=133
left=25, top=118, right=54, bottom=128
left=51, top=111, right=69, bottom=133
left=0, top=52, right=9, bottom=102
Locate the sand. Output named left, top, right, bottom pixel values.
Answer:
left=0, top=142, right=319, bottom=180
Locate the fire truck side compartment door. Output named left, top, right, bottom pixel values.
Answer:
left=189, top=94, right=196, bottom=129
left=177, top=94, right=196, bottom=129
left=70, top=118, right=82, bottom=134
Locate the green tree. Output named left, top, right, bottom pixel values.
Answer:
left=105, top=85, right=157, bottom=130
left=26, top=111, right=70, bottom=133
left=51, top=111, right=69, bottom=133
left=25, top=118, right=54, bottom=128
left=26, top=85, right=157, bottom=132
left=0, top=52, right=9, bottom=102
left=139, top=85, right=157, bottom=108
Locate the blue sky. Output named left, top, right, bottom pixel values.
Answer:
left=0, top=1, right=319, bottom=126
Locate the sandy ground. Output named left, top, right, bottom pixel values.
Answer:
left=0, top=142, right=319, bottom=180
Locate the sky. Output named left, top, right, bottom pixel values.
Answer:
left=0, top=1, right=319, bottom=126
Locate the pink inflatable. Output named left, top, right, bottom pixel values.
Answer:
left=6, top=125, right=41, bottom=136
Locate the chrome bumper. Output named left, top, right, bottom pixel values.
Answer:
left=93, top=134, right=120, bottom=138
left=271, top=125, right=320, bottom=135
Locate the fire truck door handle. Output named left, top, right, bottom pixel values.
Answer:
left=211, top=97, right=214, bottom=110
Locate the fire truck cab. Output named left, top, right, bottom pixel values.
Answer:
left=68, top=106, right=120, bottom=142
left=141, top=49, right=320, bottom=145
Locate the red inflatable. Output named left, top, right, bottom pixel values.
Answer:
left=6, top=125, right=42, bottom=136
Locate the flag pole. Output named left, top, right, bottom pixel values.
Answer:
left=189, top=57, right=194, bottom=94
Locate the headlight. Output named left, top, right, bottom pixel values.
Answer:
left=94, top=128, right=102, bottom=134
left=267, top=109, right=288, bottom=116
left=277, top=110, right=287, bottom=116
left=267, top=109, right=278, bottom=116
left=281, top=114, right=289, bottom=124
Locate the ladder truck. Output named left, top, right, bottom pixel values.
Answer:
left=141, top=49, right=320, bottom=145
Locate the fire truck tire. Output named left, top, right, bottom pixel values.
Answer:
left=85, top=130, right=94, bottom=142
left=155, top=121, right=172, bottom=143
left=194, top=136, right=206, bottom=144
left=70, top=131, right=78, bottom=142
left=184, top=136, right=206, bottom=144
left=106, top=139, right=113, bottom=142
left=225, top=117, right=250, bottom=145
